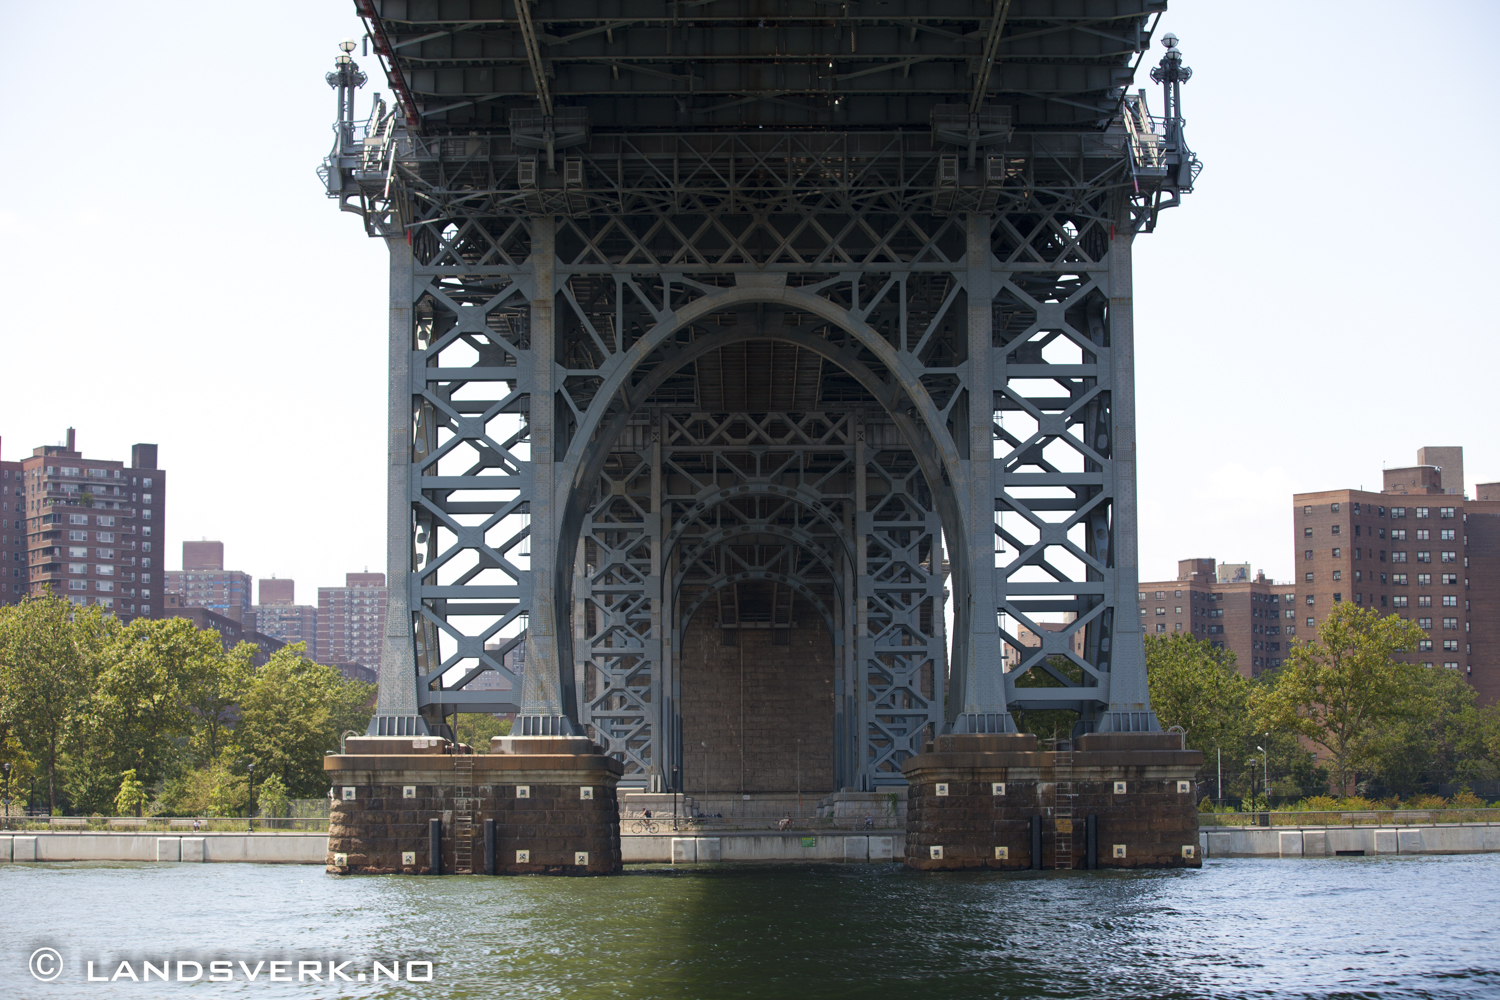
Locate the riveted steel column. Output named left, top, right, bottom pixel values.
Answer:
left=518, top=215, right=576, bottom=734
left=369, top=235, right=426, bottom=737
left=1099, top=227, right=1155, bottom=731
left=954, top=212, right=1015, bottom=734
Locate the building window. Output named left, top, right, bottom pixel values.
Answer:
left=1416, top=507, right=1430, bottom=519
left=1416, top=529, right=1430, bottom=541
left=1303, top=550, right=1312, bottom=560
left=1285, top=610, right=1295, bottom=619
left=1418, top=574, right=1431, bottom=586
left=1155, top=591, right=1165, bottom=599
left=1418, top=595, right=1431, bottom=608
left=1418, top=617, right=1433, bottom=630
left=1443, top=595, right=1458, bottom=607
left=1303, top=506, right=1312, bottom=515
left=1306, top=617, right=1315, bottom=628
left=1304, top=527, right=1313, bottom=537
left=1416, top=551, right=1431, bottom=563
left=1305, top=595, right=1314, bottom=605
left=69, top=514, right=88, bottom=525
left=1174, top=622, right=1183, bottom=632
left=1443, top=618, right=1459, bottom=630
left=1155, top=623, right=1166, bottom=633
left=1332, top=571, right=1342, bottom=581
left=1441, top=529, right=1456, bottom=541
left=1175, top=607, right=1182, bottom=614
left=68, top=580, right=86, bottom=591
left=1155, top=607, right=1165, bottom=616
left=1440, top=507, right=1455, bottom=519
left=1331, top=525, right=1341, bottom=535
left=1334, top=593, right=1343, bottom=603
left=1332, top=548, right=1341, bottom=558
left=1441, top=551, right=1456, bottom=563
left=1419, top=640, right=1433, bottom=651
left=1444, top=662, right=1459, bottom=670
left=1305, top=572, right=1314, bottom=582
left=1331, top=503, right=1341, bottom=513
left=1392, top=507, right=1406, bottom=519
left=1391, top=551, right=1407, bottom=563
left=1393, top=574, right=1407, bottom=585
left=1391, top=529, right=1406, bottom=541
left=1442, top=573, right=1458, bottom=585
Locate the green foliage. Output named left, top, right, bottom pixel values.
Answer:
left=1145, top=633, right=1252, bottom=758
left=1258, top=602, right=1431, bottom=793
left=453, top=713, right=513, bottom=752
left=255, top=773, right=290, bottom=818
left=1013, top=655, right=1081, bottom=741
left=0, top=593, right=116, bottom=812
left=0, top=728, right=38, bottom=792
left=114, top=769, right=148, bottom=817
left=0, top=601, right=376, bottom=815
left=234, top=644, right=376, bottom=797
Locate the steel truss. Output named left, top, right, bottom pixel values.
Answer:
left=326, top=4, right=1196, bottom=784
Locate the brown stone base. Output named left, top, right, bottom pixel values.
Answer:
left=324, top=737, right=623, bottom=876
left=903, top=732, right=1202, bottom=871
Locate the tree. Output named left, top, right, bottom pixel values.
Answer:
left=0, top=594, right=116, bottom=813
left=234, top=645, right=376, bottom=796
left=114, top=769, right=148, bottom=817
left=1257, top=601, right=1427, bottom=794
left=256, top=773, right=290, bottom=818
left=69, top=616, right=219, bottom=801
left=1146, top=633, right=1252, bottom=757
left=183, top=640, right=253, bottom=765
left=454, top=713, right=512, bottom=752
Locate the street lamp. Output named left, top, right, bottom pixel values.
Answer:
left=2, top=762, right=11, bottom=830
left=246, top=762, right=255, bottom=833
left=1255, top=744, right=1270, bottom=825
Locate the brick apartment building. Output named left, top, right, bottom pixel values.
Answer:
left=252, top=577, right=319, bottom=658
left=164, top=541, right=254, bottom=625
left=1295, top=446, right=1500, bottom=703
left=11, top=429, right=165, bottom=620
left=1138, top=558, right=1296, bottom=677
left=1, top=439, right=24, bottom=605
left=319, top=572, right=387, bottom=671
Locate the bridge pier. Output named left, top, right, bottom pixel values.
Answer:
left=325, top=736, right=621, bottom=875
left=903, top=733, right=1202, bottom=870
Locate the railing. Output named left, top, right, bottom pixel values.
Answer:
left=0, top=815, right=329, bottom=833
left=1201, top=808, right=1500, bottom=828
left=1122, top=92, right=1166, bottom=175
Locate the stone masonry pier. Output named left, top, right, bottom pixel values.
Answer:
left=324, top=735, right=622, bottom=875
left=904, top=733, right=1203, bottom=870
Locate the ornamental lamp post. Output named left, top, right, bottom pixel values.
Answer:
left=247, top=762, right=255, bottom=833
left=2, top=761, right=11, bottom=829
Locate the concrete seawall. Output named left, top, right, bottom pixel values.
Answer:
left=0, top=833, right=326, bottom=864
left=1200, top=824, right=1500, bottom=858
left=623, top=832, right=904, bottom=863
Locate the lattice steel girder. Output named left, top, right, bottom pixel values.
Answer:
left=345, top=0, right=1181, bottom=753
left=361, top=0, right=1166, bottom=131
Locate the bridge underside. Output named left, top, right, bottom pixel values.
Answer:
left=327, top=0, right=1194, bottom=793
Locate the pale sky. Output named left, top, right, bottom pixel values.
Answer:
left=1, top=2, right=1495, bottom=600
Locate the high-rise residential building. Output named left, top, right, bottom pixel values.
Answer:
left=319, top=572, right=387, bottom=670
left=1138, top=558, right=1296, bottom=677
left=1293, top=446, right=1500, bottom=703
left=1, top=438, right=25, bottom=605
left=252, top=576, right=319, bottom=658
left=17, top=429, right=165, bottom=620
left=164, top=541, right=254, bottom=624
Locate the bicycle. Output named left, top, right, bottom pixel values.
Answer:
left=629, top=817, right=660, bottom=834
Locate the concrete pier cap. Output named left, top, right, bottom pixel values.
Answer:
left=325, top=733, right=623, bottom=876
left=903, top=732, right=1202, bottom=871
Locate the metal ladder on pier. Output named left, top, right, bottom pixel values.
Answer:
left=1053, top=748, right=1076, bottom=870
left=452, top=754, right=475, bottom=874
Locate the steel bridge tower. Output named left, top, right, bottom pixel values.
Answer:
left=322, top=1, right=1197, bottom=793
